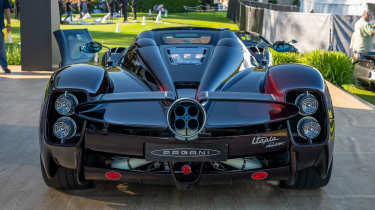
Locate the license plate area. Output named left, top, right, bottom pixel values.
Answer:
left=145, top=143, right=228, bottom=162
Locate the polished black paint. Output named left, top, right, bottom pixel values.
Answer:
left=53, top=64, right=107, bottom=95
left=40, top=27, right=335, bottom=187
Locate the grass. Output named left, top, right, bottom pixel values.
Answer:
left=60, top=12, right=238, bottom=47
left=5, top=12, right=237, bottom=65
left=342, top=84, right=375, bottom=105
left=8, top=12, right=238, bottom=47
left=5, top=43, right=20, bottom=65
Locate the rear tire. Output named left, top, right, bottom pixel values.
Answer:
left=281, top=163, right=332, bottom=189
left=41, top=158, right=92, bottom=190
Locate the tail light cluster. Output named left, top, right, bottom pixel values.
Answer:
left=286, top=91, right=326, bottom=144
left=48, top=91, right=86, bottom=144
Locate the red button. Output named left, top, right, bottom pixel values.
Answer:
left=181, top=165, right=192, bottom=175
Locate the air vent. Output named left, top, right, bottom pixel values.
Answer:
left=166, top=47, right=208, bottom=65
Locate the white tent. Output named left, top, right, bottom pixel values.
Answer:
left=300, top=0, right=375, bottom=16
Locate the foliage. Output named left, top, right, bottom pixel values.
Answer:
left=293, top=0, right=300, bottom=6
left=137, top=0, right=201, bottom=12
left=87, top=0, right=99, bottom=11
left=270, top=49, right=354, bottom=87
left=303, top=50, right=354, bottom=86
left=5, top=43, right=21, bottom=65
left=270, top=49, right=302, bottom=65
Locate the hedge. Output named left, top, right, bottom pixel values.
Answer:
left=270, top=49, right=302, bottom=65
left=270, top=49, right=354, bottom=87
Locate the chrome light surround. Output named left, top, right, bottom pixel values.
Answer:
left=295, top=92, right=319, bottom=116
left=167, top=98, right=207, bottom=141
left=55, top=92, right=79, bottom=116
left=53, top=116, right=77, bottom=140
left=297, top=116, right=321, bottom=140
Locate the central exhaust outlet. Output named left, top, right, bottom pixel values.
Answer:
left=167, top=98, right=207, bottom=141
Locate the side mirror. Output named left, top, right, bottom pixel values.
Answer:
left=291, top=40, right=297, bottom=44
left=80, top=41, right=103, bottom=53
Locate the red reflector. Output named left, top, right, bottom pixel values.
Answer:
left=182, top=165, right=192, bottom=175
left=251, top=171, right=268, bottom=180
left=105, top=171, right=122, bottom=180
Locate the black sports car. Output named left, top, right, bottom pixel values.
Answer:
left=40, top=27, right=334, bottom=190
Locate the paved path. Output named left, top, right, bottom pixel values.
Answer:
left=1, top=69, right=375, bottom=210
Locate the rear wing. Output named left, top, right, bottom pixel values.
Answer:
left=74, top=91, right=298, bottom=129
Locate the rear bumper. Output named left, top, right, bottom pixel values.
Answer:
left=84, top=129, right=290, bottom=158
left=40, top=127, right=332, bottom=184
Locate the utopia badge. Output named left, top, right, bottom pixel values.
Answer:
left=252, top=136, right=280, bottom=145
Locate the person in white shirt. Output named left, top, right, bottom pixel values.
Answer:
left=350, top=10, right=375, bottom=60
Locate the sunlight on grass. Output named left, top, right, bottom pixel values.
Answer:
left=6, top=12, right=238, bottom=65
left=60, top=12, right=238, bottom=47
left=342, top=84, right=375, bottom=105
left=9, top=12, right=237, bottom=47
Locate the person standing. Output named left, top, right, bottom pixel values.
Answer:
left=0, top=0, right=11, bottom=73
left=64, top=0, right=74, bottom=22
left=350, top=10, right=375, bottom=60
left=81, top=0, right=88, bottom=18
left=131, top=0, right=136, bottom=20
left=15, top=0, right=20, bottom=20
left=109, top=0, right=118, bottom=19
left=119, top=0, right=128, bottom=23
left=58, top=0, right=65, bottom=23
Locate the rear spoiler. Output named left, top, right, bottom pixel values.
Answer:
left=75, top=91, right=299, bottom=129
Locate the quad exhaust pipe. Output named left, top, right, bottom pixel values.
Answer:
left=167, top=98, right=207, bottom=140
left=174, top=105, right=200, bottom=130
left=175, top=119, right=199, bottom=130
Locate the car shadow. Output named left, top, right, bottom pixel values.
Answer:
left=62, top=180, right=325, bottom=209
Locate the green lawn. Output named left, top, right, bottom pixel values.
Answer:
left=9, top=12, right=237, bottom=47
left=5, top=12, right=237, bottom=64
left=342, top=84, right=375, bottom=105
left=61, top=12, right=237, bottom=47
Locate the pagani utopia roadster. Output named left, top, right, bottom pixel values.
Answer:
left=40, top=27, right=334, bottom=190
